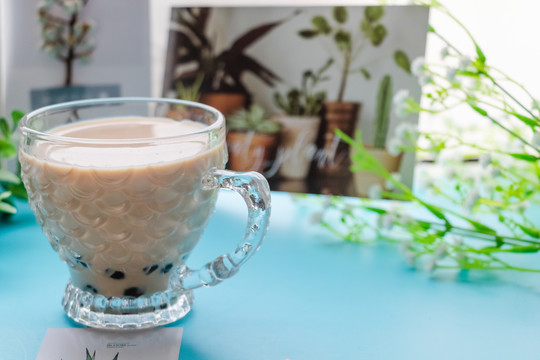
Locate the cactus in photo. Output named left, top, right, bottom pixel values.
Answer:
left=373, top=75, right=393, bottom=149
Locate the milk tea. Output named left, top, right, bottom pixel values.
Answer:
left=20, top=117, right=227, bottom=298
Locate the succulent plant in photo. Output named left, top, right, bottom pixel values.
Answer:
left=227, top=105, right=282, bottom=135
left=83, top=348, right=119, bottom=360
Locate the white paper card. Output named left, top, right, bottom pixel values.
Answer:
left=36, top=328, right=183, bottom=360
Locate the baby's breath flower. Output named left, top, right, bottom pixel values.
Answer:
left=411, top=57, right=426, bottom=77
left=532, top=131, right=540, bottom=147
left=479, top=153, right=492, bottom=168
left=463, top=187, right=480, bottom=211
left=386, top=137, right=403, bottom=156
left=446, top=67, right=457, bottom=82
left=367, top=183, right=382, bottom=200
left=385, top=172, right=401, bottom=190
left=458, top=56, right=473, bottom=70
left=417, top=74, right=433, bottom=86
left=440, top=46, right=450, bottom=59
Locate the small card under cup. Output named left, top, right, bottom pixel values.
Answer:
left=36, top=328, right=183, bottom=360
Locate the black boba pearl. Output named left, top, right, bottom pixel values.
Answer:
left=143, top=264, right=159, bottom=275
left=161, top=263, right=173, bottom=274
left=159, top=303, right=168, bottom=310
left=84, top=284, right=98, bottom=294
left=105, top=269, right=125, bottom=280
left=123, top=287, right=144, bottom=298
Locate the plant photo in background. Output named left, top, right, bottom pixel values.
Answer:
left=162, top=5, right=430, bottom=196
left=313, top=0, right=540, bottom=273
left=30, top=0, right=121, bottom=109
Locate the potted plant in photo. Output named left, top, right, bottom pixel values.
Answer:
left=299, top=6, right=410, bottom=174
left=352, top=74, right=404, bottom=197
left=167, top=8, right=295, bottom=116
left=226, top=105, right=282, bottom=173
left=273, top=59, right=332, bottom=180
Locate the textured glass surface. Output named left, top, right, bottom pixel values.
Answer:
left=18, top=98, right=271, bottom=329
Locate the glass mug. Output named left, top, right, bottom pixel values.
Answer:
left=19, top=97, right=270, bottom=329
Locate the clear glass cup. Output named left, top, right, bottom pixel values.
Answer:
left=18, top=97, right=271, bottom=329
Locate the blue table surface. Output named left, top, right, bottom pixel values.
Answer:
left=1, top=190, right=540, bottom=360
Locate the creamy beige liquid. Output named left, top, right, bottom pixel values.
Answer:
left=20, top=117, right=227, bottom=298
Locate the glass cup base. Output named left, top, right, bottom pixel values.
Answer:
left=62, top=281, right=193, bottom=330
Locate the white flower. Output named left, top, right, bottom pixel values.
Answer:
left=378, top=212, right=396, bottom=229
left=458, top=56, right=473, bottom=70
left=367, top=183, right=382, bottom=200
left=479, top=153, right=491, bottom=168
left=386, top=137, right=404, bottom=156
left=424, top=257, right=437, bottom=272
left=532, top=131, right=540, bottom=147
left=393, top=89, right=413, bottom=118
left=451, top=235, right=464, bottom=247
left=394, top=122, right=419, bottom=141
left=446, top=67, right=457, bottom=82
left=417, top=74, right=433, bottom=86
left=440, top=46, right=450, bottom=59
left=463, top=187, right=480, bottom=211
left=411, top=57, right=426, bottom=77
left=385, top=172, right=401, bottom=190
left=433, top=243, right=448, bottom=258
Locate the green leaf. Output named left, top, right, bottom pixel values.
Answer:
left=10, top=110, right=24, bottom=130
left=298, top=29, right=319, bottom=38
left=364, top=206, right=387, bottom=215
left=465, top=218, right=497, bottom=235
left=0, top=139, right=16, bottom=158
left=394, top=50, right=411, bottom=74
left=475, top=44, right=486, bottom=64
left=0, top=169, right=20, bottom=184
left=334, top=29, right=351, bottom=50
left=508, top=153, right=540, bottom=162
left=506, top=111, right=539, bottom=128
left=517, top=224, right=540, bottom=238
left=506, top=246, right=539, bottom=253
left=312, top=16, right=331, bottom=34
left=0, top=191, right=11, bottom=200
left=0, top=118, right=9, bottom=138
left=360, top=68, right=371, bottom=80
left=365, top=6, right=385, bottom=22
left=6, top=182, right=27, bottom=200
left=333, top=6, right=348, bottom=23
left=370, top=24, right=387, bottom=46
left=0, top=199, right=17, bottom=214
left=468, top=103, right=488, bottom=117
left=421, top=202, right=449, bottom=223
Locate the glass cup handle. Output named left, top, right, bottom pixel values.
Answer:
left=171, top=168, right=271, bottom=291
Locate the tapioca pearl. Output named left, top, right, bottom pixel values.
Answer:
left=123, top=287, right=145, bottom=298
left=84, top=284, right=98, bottom=294
left=160, top=263, right=174, bottom=274
left=142, top=264, right=159, bottom=275
left=105, top=268, right=125, bottom=280
left=90, top=167, right=134, bottom=188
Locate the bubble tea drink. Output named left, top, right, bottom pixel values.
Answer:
left=19, top=98, right=271, bottom=329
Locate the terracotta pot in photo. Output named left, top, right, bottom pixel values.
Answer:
left=226, top=131, right=279, bottom=173
left=275, top=114, right=321, bottom=180
left=353, top=147, right=403, bottom=198
left=200, top=93, right=246, bottom=117
left=317, top=101, right=361, bottom=176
